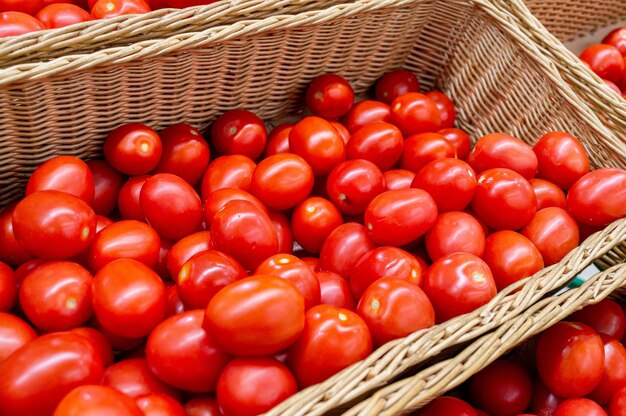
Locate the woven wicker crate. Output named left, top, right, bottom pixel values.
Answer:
left=0, top=0, right=625, bottom=414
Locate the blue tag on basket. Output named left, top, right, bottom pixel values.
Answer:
left=553, top=264, right=602, bottom=296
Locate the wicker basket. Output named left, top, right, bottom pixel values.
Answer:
left=0, top=0, right=625, bottom=414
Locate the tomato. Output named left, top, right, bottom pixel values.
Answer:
left=135, top=393, right=185, bottom=416
left=289, top=116, right=346, bottom=176
left=347, top=121, right=404, bottom=171
left=0, top=204, right=34, bottom=267
left=53, top=385, right=142, bottom=416
left=88, top=220, right=160, bottom=271
left=533, top=131, right=590, bottom=190
left=566, top=168, right=626, bottom=226
left=422, top=252, right=496, bottom=322
left=471, top=168, right=537, bottom=231
left=287, top=304, right=372, bottom=387
left=554, top=398, right=608, bottom=416
left=0, top=332, right=104, bottom=416
left=529, top=379, right=561, bottom=416
left=91, top=0, right=150, bottom=18
left=319, top=222, right=376, bottom=278
left=86, top=160, right=123, bottom=216
left=166, top=230, right=211, bottom=280
left=102, top=358, right=180, bottom=400
left=92, top=258, right=167, bottom=338
left=401, top=132, right=455, bottom=173
left=184, top=397, right=221, bottom=416
left=165, top=284, right=185, bottom=317
left=306, top=73, right=354, bottom=119
left=530, top=178, right=566, bottom=210
left=316, top=271, right=355, bottom=310
left=250, top=153, right=314, bottom=211
left=201, top=155, right=256, bottom=199
left=301, top=257, right=322, bottom=272
left=425, top=211, right=485, bottom=261
left=210, top=200, right=278, bottom=271
left=0, top=11, right=44, bottom=37
left=483, top=231, right=543, bottom=291
left=384, top=169, right=415, bottom=190
left=330, top=121, right=351, bottom=145
left=104, top=123, right=161, bottom=175
left=580, top=44, right=623, bottom=84
left=375, top=70, right=420, bottom=104
left=14, top=258, right=47, bottom=284
left=389, top=92, right=441, bottom=136
left=536, top=321, right=604, bottom=397
left=438, top=128, right=471, bottom=160
left=603, top=27, right=626, bottom=55
left=291, top=197, right=342, bottom=254
left=0, top=261, right=16, bottom=312
left=326, top=159, right=386, bottom=215
left=118, top=175, right=149, bottom=221
left=91, top=318, right=145, bottom=351
left=412, top=158, right=476, bottom=212
left=468, top=360, right=533, bottom=416
left=349, top=246, right=422, bottom=299
left=419, top=396, right=477, bottom=416
left=13, top=190, right=96, bottom=259
left=147, top=310, right=230, bottom=393
left=177, top=250, right=246, bottom=309
left=0, top=0, right=43, bottom=14
left=426, top=91, right=456, bottom=128
left=610, top=386, right=626, bottom=416
left=341, top=100, right=391, bottom=133
left=154, top=123, right=210, bottom=186
left=140, top=173, right=203, bottom=241
left=216, top=358, right=297, bottom=416
left=468, top=133, right=538, bottom=180
left=521, top=207, right=579, bottom=266
left=604, top=78, right=622, bottom=94
left=35, top=3, right=91, bottom=28
left=569, top=299, right=626, bottom=340
left=27, top=155, right=94, bottom=204
left=0, top=312, right=36, bottom=363
left=45, top=0, right=88, bottom=7
left=264, top=123, right=292, bottom=156
left=203, top=188, right=266, bottom=225
left=587, top=334, right=626, bottom=404
left=364, top=189, right=438, bottom=246
left=70, top=327, right=114, bottom=367
left=211, top=109, right=267, bottom=160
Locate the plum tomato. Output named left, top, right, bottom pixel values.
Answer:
left=341, top=100, right=390, bottom=133
left=0, top=261, right=16, bottom=312
left=267, top=210, right=293, bottom=254
left=375, top=70, right=420, bottom=104
left=554, top=398, right=608, bottom=416
left=530, top=178, right=566, bottom=210
left=53, top=385, right=142, bottom=416
left=0, top=0, right=43, bottom=15
left=412, top=158, right=477, bottom=213
left=569, top=298, right=626, bottom=340
left=118, top=175, right=149, bottom=221
left=0, top=204, right=34, bottom=267
left=87, top=160, right=124, bottom=216
left=291, top=197, right=343, bottom=254
left=265, top=123, right=293, bottom=156
left=167, top=231, right=213, bottom=281
left=483, top=231, right=543, bottom=291
left=102, top=358, right=181, bottom=400
left=580, top=44, right=624, bottom=84
left=401, top=132, right=455, bottom=173
left=521, top=207, right=579, bottom=266
left=0, top=312, right=37, bottom=363
left=588, top=334, right=626, bottom=404
left=104, top=123, right=162, bottom=175
left=347, top=121, right=404, bottom=171
left=389, top=92, right=441, bottom=136
left=316, top=271, right=356, bottom=310
left=533, top=131, right=590, bottom=190
left=418, top=396, right=477, bottom=416
left=425, top=211, right=485, bottom=261
left=211, top=109, right=267, bottom=160
left=438, top=128, right=471, bottom=160
left=26, top=155, right=94, bottom=204
left=610, top=386, right=626, bottom=416
left=154, top=123, right=210, bottom=186
left=289, top=116, right=346, bottom=176
left=331, top=121, right=351, bottom=145
left=0, top=11, right=45, bottom=38
left=201, top=155, right=256, bottom=199
left=384, top=169, right=415, bottom=190
left=319, top=222, right=377, bottom=279
left=203, top=188, right=267, bottom=225
left=135, top=393, right=186, bottom=416
left=426, top=91, right=456, bottom=128
left=326, top=159, right=386, bottom=216
left=70, top=327, right=114, bottom=367
left=566, top=168, right=626, bottom=226
left=183, top=397, right=221, bottom=416
left=306, top=73, right=354, bottom=119
left=468, top=133, right=537, bottom=180
left=529, top=378, right=561, bottom=415
left=36, top=3, right=91, bottom=28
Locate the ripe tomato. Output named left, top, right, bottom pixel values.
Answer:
left=165, top=284, right=185, bottom=317
left=140, top=173, right=203, bottom=241
left=287, top=304, right=372, bottom=387
left=330, top=121, right=350, bottom=144
left=422, top=252, right=496, bottom=322
left=389, top=92, right=441, bottom=136
left=536, top=321, right=604, bottom=397
left=425, top=211, right=485, bottom=261
left=438, top=128, right=471, bottom=160
left=14, top=258, right=47, bottom=284
left=201, top=155, right=256, bottom=199
left=533, top=131, right=590, bottom=190
left=154, top=123, right=210, bottom=186
left=53, top=385, right=142, bottom=416
left=326, top=159, right=385, bottom=215
left=250, top=153, right=314, bottom=211
left=566, top=168, right=626, bottom=226
left=588, top=334, right=626, bottom=404
left=0, top=332, right=104, bottom=416
left=401, top=132, right=455, bottom=173
left=319, top=222, right=376, bottom=279
left=211, top=109, right=267, bottom=160
left=135, top=393, right=185, bottom=416
left=426, top=91, right=456, bottom=128
left=289, top=116, right=346, bottom=176
left=412, top=158, right=476, bottom=212
left=92, top=258, right=167, bottom=338
left=580, top=44, right=623, bottom=84
left=471, top=168, right=537, bottom=231
left=341, top=100, right=390, bottom=133
left=468, top=360, right=533, bottom=416
left=468, top=133, right=538, bottom=180
left=86, top=160, right=123, bottom=216
left=347, top=121, right=404, bottom=171
left=418, top=396, right=477, bottom=416
left=0, top=261, right=16, bottom=312
left=0, top=11, right=44, bottom=38
left=217, top=358, right=297, bottom=416
left=569, top=299, right=626, bottom=340
left=306, top=73, right=354, bottom=119
left=27, top=155, right=94, bottom=204
left=70, top=327, right=114, bottom=367
left=91, top=0, right=150, bottom=18
left=384, top=169, right=415, bottom=190
left=553, top=398, right=608, bottom=416
left=604, top=27, right=626, bottom=54
left=530, top=178, right=566, bottom=210
left=177, top=250, right=246, bottom=309
left=0, top=204, right=34, bottom=267
left=210, top=200, right=278, bottom=271
left=118, top=175, right=149, bottom=221
left=184, top=397, right=221, bottom=416
left=529, top=379, right=561, bottom=415
left=13, top=190, right=96, bottom=259
left=147, top=310, right=230, bottom=393
left=316, top=271, right=355, bottom=310
left=375, top=70, right=420, bottom=104
left=364, top=189, right=438, bottom=246
left=104, top=123, right=162, bottom=175
left=291, top=197, right=343, bottom=254
left=264, top=123, right=292, bottom=156
left=0, top=0, right=43, bottom=14
left=203, top=187, right=267, bottom=225
left=0, top=312, right=36, bottom=363
left=165, top=230, right=211, bottom=279
left=610, top=386, right=626, bottom=416
left=45, top=0, right=88, bottom=7
left=483, top=231, right=543, bottom=291
left=35, top=3, right=91, bottom=28
left=269, top=212, right=293, bottom=255
left=103, top=358, right=181, bottom=400
left=521, top=207, right=579, bottom=266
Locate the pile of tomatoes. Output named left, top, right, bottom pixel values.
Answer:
left=419, top=297, right=626, bottom=416
left=0, top=0, right=219, bottom=38
left=0, top=69, right=625, bottom=416
left=579, top=27, right=626, bottom=97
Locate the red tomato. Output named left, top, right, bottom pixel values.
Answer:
left=291, top=197, right=342, bottom=254
left=554, top=398, right=607, bottom=416
left=13, top=190, right=96, bottom=259
left=210, top=200, right=278, bottom=271
left=147, top=310, right=230, bottom=393
left=267, top=212, right=292, bottom=255
left=165, top=284, right=185, bottom=317
left=566, top=168, right=626, bottom=227
left=468, top=133, right=538, bottom=180
left=289, top=116, right=346, bottom=176
left=529, top=379, right=561, bottom=416
left=569, top=299, right=626, bottom=340
left=530, top=178, right=566, bottom=210
left=426, top=91, right=456, bottom=128
left=91, top=319, right=145, bottom=351
left=588, top=334, right=626, bottom=404
left=0, top=312, right=36, bottom=363
left=384, top=169, right=415, bottom=190
left=140, top=173, right=203, bottom=241
left=287, top=304, right=372, bottom=387
left=70, top=327, right=114, bottom=367
left=53, top=385, right=142, bottom=416
left=364, top=189, right=438, bottom=246
left=0, top=0, right=43, bottom=14
left=316, top=271, right=355, bottom=310
left=36, top=3, right=91, bottom=28
left=0, top=11, right=44, bottom=37
left=177, top=250, right=246, bottom=310
left=533, top=132, right=590, bottom=190
left=412, top=158, right=476, bottom=213
left=419, top=396, right=477, bottom=416
left=250, top=153, right=314, bottom=211
left=118, top=175, right=149, bottom=221
left=603, top=27, right=626, bottom=55
left=347, top=121, right=404, bottom=171
left=265, top=123, right=292, bottom=156
left=14, top=258, right=47, bottom=284
left=425, top=211, right=485, bottom=261
left=203, top=188, right=267, bottom=225
left=104, top=123, right=162, bottom=175
left=217, top=358, right=297, bottom=416
left=469, top=360, right=533, bottom=416
left=45, top=0, right=88, bottom=7
left=401, top=132, right=455, bottom=173
left=438, top=128, right=472, bottom=160
left=27, top=156, right=94, bottom=204
left=610, top=386, right=626, bottom=416
left=536, top=321, right=604, bottom=397
left=521, top=207, right=579, bottom=266
left=0, top=332, right=104, bottom=416
left=184, top=397, right=221, bottom=416
left=471, top=168, right=537, bottom=231
left=0, top=204, right=34, bottom=267
left=580, top=44, right=624, bottom=84
left=103, top=358, right=181, bottom=400
left=319, top=222, right=376, bottom=279
left=211, top=109, right=267, bottom=160
left=330, top=121, right=351, bottom=145
left=341, top=100, right=390, bottom=133
left=422, top=252, right=497, bottom=322
left=91, top=0, right=150, bottom=18
left=92, top=258, right=167, bottom=338
left=0, top=261, right=16, bottom=312
left=86, top=160, right=124, bottom=216
left=326, top=159, right=386, bottom=215
left=166, top=230, right=211, bottom=280
left=306, top=73, right=354, bottom=119
left=154, top=123, right=210, bottom=186
left=201, top=155, right=256, bottom=199
left=483, top=231, right=544, bottom=291
left=389, top=92, right=441, bottom=136
left=375, top=70, right=420, bottom=104
left=135, top=393, right=186, bottom=416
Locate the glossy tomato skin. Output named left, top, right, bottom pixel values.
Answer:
left=364, top=188, right=438, bottom=246
left=287, top=304, right=372, bottom=387
left=36, top=3, right=91, bottom=28
left=580, top=43, right=624, bottom=84
left=147, top=310, right=230, bottom=393
left=306, top=73, right=354, bottom=119
left=0, top=204, right=34, bottom=266
left=438, top=128, right=471, bottom=160
left=536, top=321, right=605, bottom=398
left=0, top=312, right=37, bottom=363
left=468, top=133, right=538, bottom=180
left=553, top=398, right=608, bottom=416
left=529, top=379, right=561, bottom=415
left=533, top=131, right=590, bottom=190
left=265, top=123, right=293, bottom=156
left=27, top=155, right=94, bottom=204
left=102, top=358, right=181, bottom=400
left=291, top=196, right=343, bottom=254
left=184, top=397, right=221, bottom=416
left=422, top=252, right=496, bottom=322
left=389, top=92, right=441, bottom=136
left=375, top=70, right=420, bottom=104
left=211, top=109, right=267, bottom=160
left=217, top=357, right=298, bottom=416
left=118, top=175, right=149, bottom=221
left=53, top=385, right=143, bottom=416
left=0, top=261, right=16, bottom=312
left=165, top=230, right=211, bottom=279
left=13, top=190, right=96, bottom=259
left=412, top=158, right=476, bottom=213
left=0, top=332, right=104, bottom=416
left=588, top=334, right=626, bottom=404
left=567, top=168, right=626, bottom=226
left=316, top=271, right=356, bottom=310
left=326, top=159, right=386, bottom=215
left=426, top=91, right=456, bottom=128
left=521, top=207, right=579, bottom=266
left=319, top=222, right=377, bottom=278
left=569, top=299, right=626, bottom=340
left=289, top=116, right=346, bottom=176
left=154, top=123, right=210, bottom=186
left=70, top=327, right=114, bottom=367
left=135, top=393, right=186, bottom=416
left=603, top=27, right=626, bottom=54
left=347, top=121, right=404, bottom=171
left=201, top=155, right=256, bottom=199
left=425, top=211, right=485, bottom=261
left=401, top=132, right=455, bottom=173
left=203, top=188, right=267, bottom=225
left=0, top=11, right=45, bottom=37
left=610, top=386, right=626, bottom=416
left=530, top=178, right=567, bottom=210
left=341, top=100, right=390, bottom=133
left=87, top=159, right=124, bottom=216
left=0, top=0, right=43, bottom=14
left=383, top=169, right=415, bottom=190
left=418, top=396, right=477, bottom=416
left=104, top=123, right=162, bottom=175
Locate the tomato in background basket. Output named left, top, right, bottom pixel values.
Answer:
left=91, top=0, right=151, bottom=19
left=580, top=44, right=624, bottom=85
left=375, top=69, right=420, bottom=104
left=0, top=11, right=45, bottom=37
left=36, top=3, right=91, bottom=28
left=211, top=109, right=267, bottom=161
left=306, top=73, right=354, bottom=119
